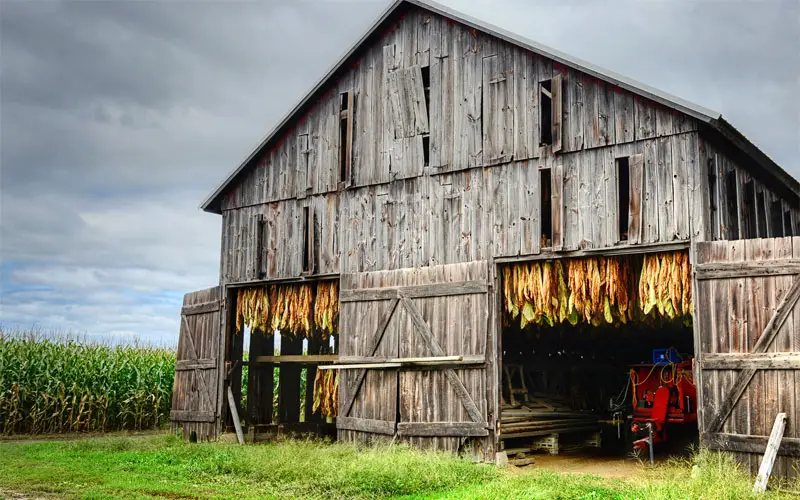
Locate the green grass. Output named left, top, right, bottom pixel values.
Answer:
left=0, top=329, right=175, bottom=434
left=0, top=434, right=797, bottom=499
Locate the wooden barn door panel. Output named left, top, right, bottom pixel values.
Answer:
left=171, top=286, right=222, bottom=441
left=397, top=263, right=490, bottom=455
left=338, top=261, right=494, bottom=458
left=337, top=275, right=400, bottom=439
left=695, top=238, right=800, bottom=478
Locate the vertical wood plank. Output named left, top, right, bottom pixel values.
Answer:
left=551, top=73, right=563, bottom=153
left=628, top=153, right=644, bottom=245
left=552, top=162, right=564, bottom=251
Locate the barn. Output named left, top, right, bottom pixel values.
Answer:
left=170, top=0, right=800, bottom=477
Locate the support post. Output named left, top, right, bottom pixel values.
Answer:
left=753, top=413, right=787, bottom=493
left=227, top=385, right=245, bottom=445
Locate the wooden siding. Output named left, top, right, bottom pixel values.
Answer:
left=220, top=8, right=699, bottom=211
left=695, top=238, right=800, bottom=478
left=701, top=138, right=799, bottom=241
left=220, top=132, right=703, bottom=284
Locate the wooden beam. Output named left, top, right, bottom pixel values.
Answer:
left=339, top=280, right=487, bottom=302
left=320, top=356, right=486, bottom=370
left=170, top=410, right=215, bottom=423
left=176, top=358, right=217, bottom=371
left=706, top=278, right=800, bottom=433
left=397, top=422, right=489, bottom=437
left=320, top=362, right=402, bottom=370
left=700, top=353, right=800, bottom=370
left=753, top=413, right=787, bottom=493
left=181, top=300, right=220, bottom=316
left=226, top=386, right=245, bottom=445
left=401, top=296, right=484, bottom=424
left=702, top=433, right=800, bottom=458
left=253, top=355, right=339, bottom=364
left=338, top=355, right=484, bottom=364
left=696, top=260, right=800, bottom=280
left=493, top=240, right=689, bottom=264
left=336, top=416, right=396, bottom=435
left=341, top=298, right=399, bottom=418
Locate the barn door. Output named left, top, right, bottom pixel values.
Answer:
left=171, top=286, right=223, bottom=442
left=337, top=261, right=495, bottom=459
left=694, top=238, right=800, bottom=478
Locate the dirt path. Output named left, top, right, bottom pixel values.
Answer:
left=527, top=454, right=650, bottom=479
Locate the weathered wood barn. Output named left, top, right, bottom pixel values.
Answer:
left=171, top=0, right=800, bottom=477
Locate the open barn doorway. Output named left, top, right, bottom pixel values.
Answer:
left=224, top=279, right=341, bottom=442
left=498, top=250, right=698, bottom=466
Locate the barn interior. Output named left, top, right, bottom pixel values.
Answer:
left=225, top=279, right=341, bottom=442
left=499, top=251, right=698, bottom=464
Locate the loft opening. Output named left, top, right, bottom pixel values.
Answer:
left=421, top=65, right=431, bottom=167
left=617, top=157, right=630, bottom=241
left=499, top=251, right=697, bottom=464
left=539, top=79, right=553, bottom=146
left=339, top=91, right=353, bottom=186
left=540, top=167, right=552, bottom=247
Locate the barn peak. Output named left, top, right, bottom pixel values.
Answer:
left=200, top=0, right=798, bottom=214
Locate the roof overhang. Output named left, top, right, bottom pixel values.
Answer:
left=200, top=0, right=798, bottom=214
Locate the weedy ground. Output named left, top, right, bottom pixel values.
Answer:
left=1, top=433, right=797, bottom=499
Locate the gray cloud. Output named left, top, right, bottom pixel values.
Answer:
left=1, top=0, right=797, bottom=343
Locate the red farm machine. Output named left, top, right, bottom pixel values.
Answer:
left=610, top=348, right=697, bottom=462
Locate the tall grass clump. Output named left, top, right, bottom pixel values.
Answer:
left=0, top=328, right=176, bottom=434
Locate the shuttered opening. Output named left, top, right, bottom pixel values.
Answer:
left=227, top=280, right=341, bottom=442
left=499, top=252, right=697, bottom=462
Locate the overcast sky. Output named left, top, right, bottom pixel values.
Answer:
left=1, top=0, right=798, bottom=345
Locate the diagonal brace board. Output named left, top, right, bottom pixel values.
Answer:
left=706, top=276, right=800, bottom=433
left=400, top=296, right=485, bottom=424
left=341, top=298, right=400, bottom=418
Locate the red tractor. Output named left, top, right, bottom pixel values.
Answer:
left=629, top=349, right=697, bottom=462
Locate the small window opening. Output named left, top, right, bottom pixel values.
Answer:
left=256, top=215, right=266, bottom=279
left=421, top=66, right=431, bottom=168
left=725, top=171, right=740, bottom=239
left=756, top=190, right=767, bottom=237
left=617, top=157, right=630, bottom=241
left=339, top=91, right=353, bottom=186
left=769, top=200, right=784, bottom=237
left=302, top=206, right=314, bottom=274
left=743, top=180, right=756, bottom=238
left=707, top=158, right=718, bottom=229
left=421, top=65, right=430, bottom=120
left=784, top=210, right=793, bottom=237
left=539, top=80, right=552, bottom=146
left=540, top=168, right=552, bottom=246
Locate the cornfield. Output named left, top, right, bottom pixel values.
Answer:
left=0, top=329, right=175, bottom=435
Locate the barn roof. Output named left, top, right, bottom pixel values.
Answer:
left=201, top=0, right=799, bottom=214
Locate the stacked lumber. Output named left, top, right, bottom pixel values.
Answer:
left=500, top=398, right=599, bottom=440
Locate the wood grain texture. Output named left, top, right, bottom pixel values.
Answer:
left=171, top=286, right=222, bottom=442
